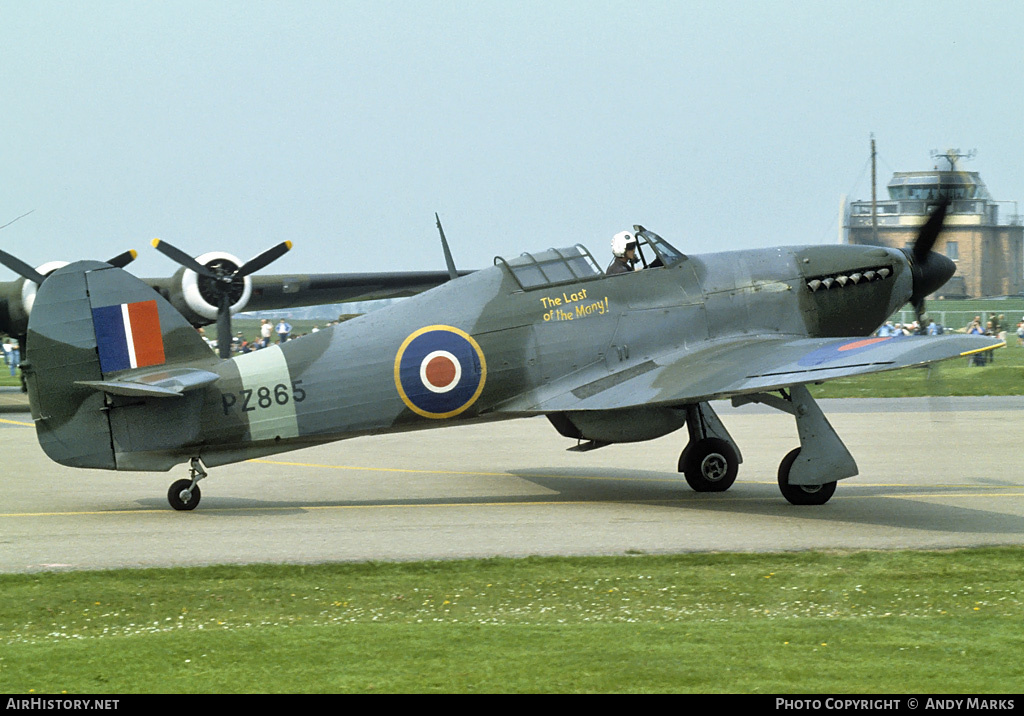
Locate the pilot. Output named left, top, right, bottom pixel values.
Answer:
left=606, top=231, right=639, bottom=275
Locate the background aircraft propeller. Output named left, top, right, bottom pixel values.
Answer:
left=0, top=249, right=47, bottom=285
left=106, top=250, right=139, bottom=270
left=0, top=248, right=138, bottom=285
left=151, top=239, right=292, bottom=358
left=0, top=247, right=139, bottom=391
left=903, top=196, right=956, bottom=331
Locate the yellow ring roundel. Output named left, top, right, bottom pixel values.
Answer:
left=394, top=325, right=487, bottom=419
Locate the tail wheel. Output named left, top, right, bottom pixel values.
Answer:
left=679, top=438, right=739, bottom=492
left=777, top=448, right=837, bottom=505
left=168, top=479, right=201, bottom=511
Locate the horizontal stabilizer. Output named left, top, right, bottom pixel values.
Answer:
left=76, top=367, right=220, bottom=398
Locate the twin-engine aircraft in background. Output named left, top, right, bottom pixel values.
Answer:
left=15, top=201, right=1003, bottom=510
left=0, top=237, right=465, bottom=358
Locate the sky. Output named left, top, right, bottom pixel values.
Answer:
left=3, top=0, right=1024, bottom=280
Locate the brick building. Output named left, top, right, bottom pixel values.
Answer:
left=844, top=151, right=1023, bottom=298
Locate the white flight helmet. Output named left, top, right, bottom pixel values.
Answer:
left=611, top=230, right=637, bottom=258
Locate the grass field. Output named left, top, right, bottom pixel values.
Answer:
left=1, top=549, right=1021, bottom=694
left=810, top=339, right=1024, bottom=398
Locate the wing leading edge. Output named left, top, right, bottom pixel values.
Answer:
left=495, top=334, right=1005, bottom=414
left=242, top=271, right=473, bottom=311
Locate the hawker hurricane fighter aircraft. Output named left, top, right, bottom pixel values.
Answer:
left=19, top=201, right=1002, bottom=509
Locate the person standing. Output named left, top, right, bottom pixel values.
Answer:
left=260, top=319, right=273, bottom=348
left=275, top=318, right=292, bottom=344
left=7, top=339, right=20, bottom=377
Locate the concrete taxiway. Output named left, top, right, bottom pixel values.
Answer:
left=2, top=394, right=1023, bottom=572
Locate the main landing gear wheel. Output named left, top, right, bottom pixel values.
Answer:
left=168, top=479, right=201, bottom=511
left=777, top=448, right=837, bottom=506
left=679, top=438, right=739, bottom=492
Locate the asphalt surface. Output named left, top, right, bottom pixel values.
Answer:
left=2, top=393, right=1023, bottom=572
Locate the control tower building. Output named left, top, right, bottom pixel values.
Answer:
left=844, top=149, right=1023, bottom=298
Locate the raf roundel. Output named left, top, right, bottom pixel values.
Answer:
left=395, top=326, right=487, bottom=419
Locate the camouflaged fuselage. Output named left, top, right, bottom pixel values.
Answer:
left=183, top=242, right=911, bottom=469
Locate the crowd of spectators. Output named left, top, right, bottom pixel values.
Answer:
left=875, top=312, right=1024, bottom=367
left=201, top=316, right=352, bottom=355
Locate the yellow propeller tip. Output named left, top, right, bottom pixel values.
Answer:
left=151, top=238, right=161, bottom=248
left=285, top=241, right=293, bottom=250
left=129, top=249, right=138, bottom=259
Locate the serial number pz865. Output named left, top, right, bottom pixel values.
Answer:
left=221, top=381, right=306, bottom=415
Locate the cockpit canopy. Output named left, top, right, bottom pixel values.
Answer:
left=632, top=226, right=687, bottom=269
left=495, top=226, right=686, bottom=291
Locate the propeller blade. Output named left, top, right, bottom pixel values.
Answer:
left=217, top=293, right=233, bottom=360
left=904, top=198, right=956, bottom=333
left=236, top=241, right=292, bottom=278
left=107, top=249, right=138, bottom=269
left=912, top=196, right=950, bottom=261
left=0, top=248, right=47, bottom=284
left=151, top=239, right=220, bottom=280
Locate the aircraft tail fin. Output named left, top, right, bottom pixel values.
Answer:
left=25, top=260, right=217, bottom=470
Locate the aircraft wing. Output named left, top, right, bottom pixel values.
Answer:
left=242, top=270, right=472, bottom=311
left=495, top=333, right=1005, bottom=414
left=140, top=270, right=470, bottom=314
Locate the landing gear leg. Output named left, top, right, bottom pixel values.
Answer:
left=678, top=402, right=742, bottom=492
left=733, top=385, right=856, bottom=505
left=168, top=457, right=207, bottom=511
